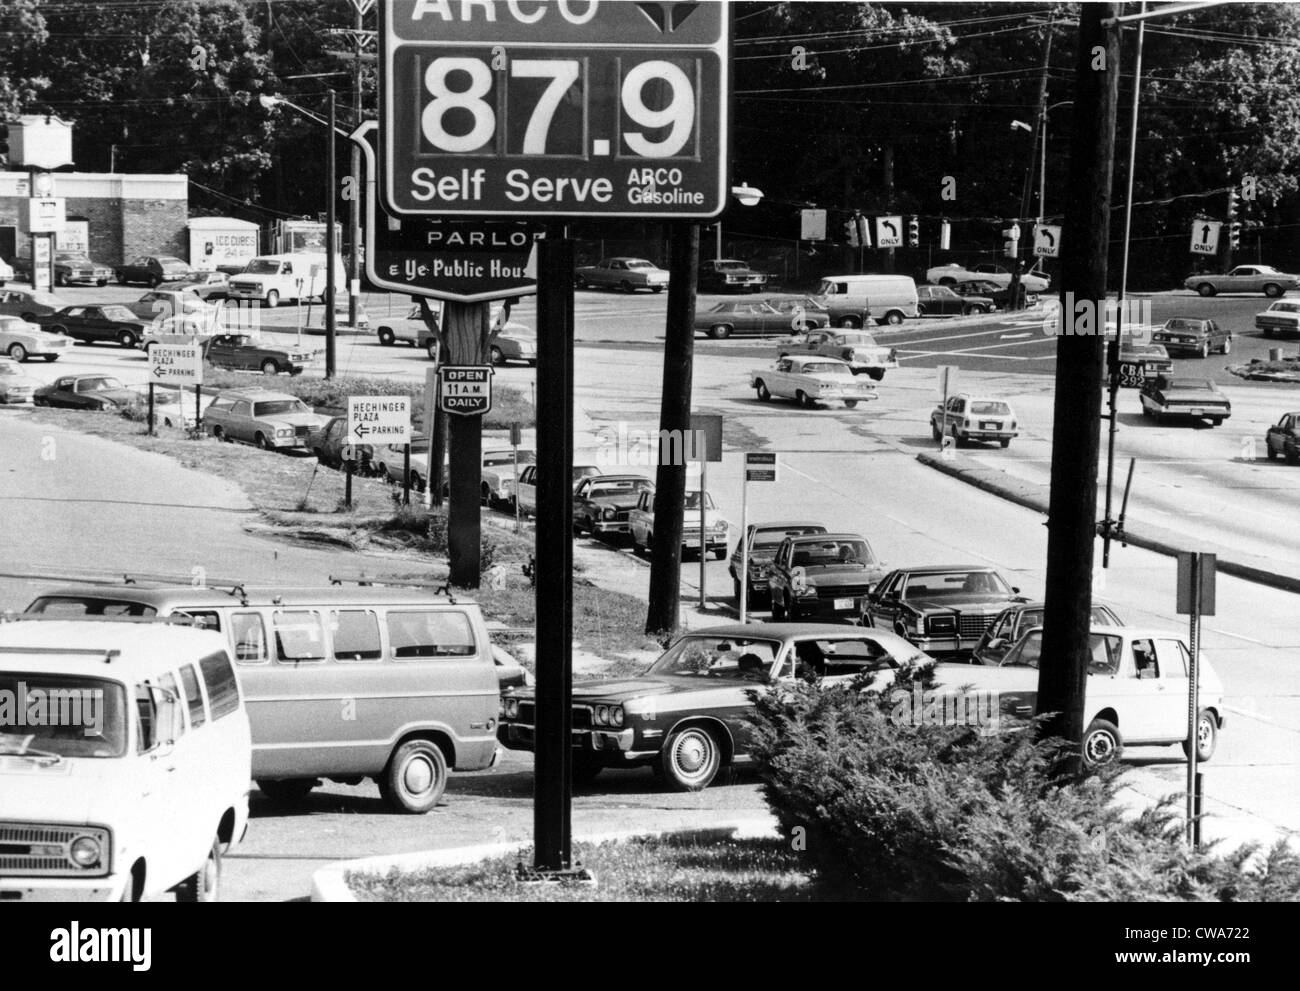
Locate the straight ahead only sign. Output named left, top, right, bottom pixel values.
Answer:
left=1190, top=220, right=1221, bottom=255
left=348, top=395, right=411, bottom=445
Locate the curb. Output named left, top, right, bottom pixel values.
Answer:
left=310, top=816, right=780, bottom=902
left=916, top=450, right=1300, bottom=595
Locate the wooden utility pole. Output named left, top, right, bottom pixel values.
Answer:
left=645, top=224, right=699, bottom=636
left=1036, top=3, right=1121, bottom=776
left=1008, top=17, right=1054, bottom=312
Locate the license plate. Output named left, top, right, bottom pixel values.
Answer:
left=1189, top=408, right=1203, bottom=416
left=981, top=421, right=999, bottom=430
left=833, top=597, right=853, bottom=610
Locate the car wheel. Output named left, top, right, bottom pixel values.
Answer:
left=1000, top=438, right=1011, bottom=448
left=96, top=280, right=107, bottom=287
left=651, top=286, right=664, bottom=294
left=1221, top=337, right=1231, bottom=354
left=1196, top=283, right=1215, bottom=298
left=574, top=274, right=587, bottom=289
left=174, top=836, right=221, bottom=903
left=1263, top=283, right=1283, bottom=298
left=56, top=274, right=68, bottom=287
left=117, top=329, right=137, bottom=348
left=1081, top=718, right=1123, bottom=768
left=7, top=343, right=27, bottom=362
left=796, top=390, right=816, bottom=409
left=1209, top=418, right=1223, bottom=428
left=770, top=591, right=786, bottom=620
left=708, top=324, right=732, bottom=340
left=265, top=290, right=279, bottom=309
left=116, top=274, right=127, bottom=285
left=1266, top=441, right=1278, bottom=461
left=256, top=778, right=317, bottom=804
left=383, top=739, right=448, bottom=813
left=931, top=421, right=942, bottom=441
left=951, top=424, right=964, bottom=448
left=410, top=471, right=425, bottom=493
left=713, top=546, right=726, bottom=561
left=1263, top=327, right=1274, bottom=338
left=211, top=426, right=227, bottom=442
left=426, top=340, right=438, bottom=360
left=489, top=345, right=505, bottom=366
left=660, top=725, right=722, bottom=792
left=1198, top=341, right=1209, bottom=358
left=1287, top=447, right=1300, bottom=466
left=620, top=280, right=635, bottom=294
left=917, top=304, right=928, bottom=317
left=755, top=380, right=771, bottom=402
left=1183, top=709, right=1218, bottom=762
left=378, top=328, right=395, bottom=346
left=149, top=276, right=162, bottom=289
left=968, top=304, right=988, bottom=315
left=42, top=354, right=58, bottom=362
left=261, top=359, right=279, bottom=375
left=884, top=311, right=904, bottom=326
left=839, top=316, right=862, bottom=329
left=255, top=433, right=275, bottom=451
left=844, top=399, right=858, bottom=409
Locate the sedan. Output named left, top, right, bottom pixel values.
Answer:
left=779, top=328, right=897, bottom=380
left=695, top=300, right=801, bottom=339
left=762, top=296, right=832, bottom=332
left=1184, top=265, right=1297, bottom=298
left=1139, top=376, right=1231, bottom=426
left=0, top=357, right=40, bottom=404
left=308, top=416, right=375, bottom=473
left=926, top=262, right=1050, bottom=294
left=159, top=272, right=231, bottom=301
left=34, top=374, right=139, bottom=411
left=918, top=284, right=994, bottom=316
left=750, top=355, right=879, bottom=408
left=698, top=259, right=769, bottom=293
left=16, top=252, right=113, bottom=287
left=488, top=322, right=537, bottom=366
left=971, top=600, right=1124, bottom=666
left=1151, top=318, right=1232, bottom=358
left=202, top=334, right=314, bottom=376
left=862, top=565, right=1025, bottom=659
left=573, top=474, right=654, bottom=536
left=952, top=279, right=1035, bottom=309
left=32, top=305, right=154, bottom=348
left=115, top=255, right=191, bottom=288
left=575, top=257, right=669, bottom=293
left=0, top=315, right=73, bottom=362
left=1264, top=412, right=1300, bottom=464
left=0, top=288, right=70, bottom=322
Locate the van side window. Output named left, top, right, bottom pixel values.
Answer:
left=158, top=672, right=184, bottom=737
left=274, top=611, right=326, bottom=662
left=179, top=664, right=207, bottom=729
left=179, top=610, right=220, bottom=632
left=330, top=610, right=382, bottom=661
left=135, top=682, right=157, bottom=753
left=387, top=610, right=477, bottom=659
left=199, top=651, right=240, bottom=720
left=231, top=612, right=268, bottom=663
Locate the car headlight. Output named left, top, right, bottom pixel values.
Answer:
left=927, top=615, right=957, bottom=634
left=713, top=521, right=727, bottom=532
left=70, top=836, right=102, bottom=868
left=748, top=562, right=770, bottom=577
left=504, top=698, right=519, bottom=719
left=602, top=506, right=616, bottom=520
left=276, top=427, right=293, bottom=437
left=594, top=705, right=609, bottom=726
left=610, top=706, right=625, bottom=728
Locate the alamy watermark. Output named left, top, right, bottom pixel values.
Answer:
left=593, top=423, right=705, bottom=468
left=1042, top=294, right=1154, bottom=341
left=0, top=682, right=103, bottom=737
left=889, top=686, right=1000, bottom=733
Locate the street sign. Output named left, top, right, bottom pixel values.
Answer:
left=379, top=0, right=730, bottom=218
left=1177, top=552, right=1216, bottom=616
left=352, top=122, right=539, bottom=302
left=27, top=197, right=65, bottom=234
left=148, top=342, right=204, bottom=386
left=31, top=236, right=51, bottom=291
left=875, top=215, right=902, bottom=248
left=348, top=395, right=411, bottom=445
left=1190, top=220, right=1221, bottom=255
left=1117, top=361, right=1147, bottom=389
left=1033, top=224, right=1062, bottom=258
left=438, top=365, right=494, bottom=416
left=689, top=413, right=723, bottom=463
left=744, top=451, right=778, bottom=482
left=800, top=209, right=827, bottom=242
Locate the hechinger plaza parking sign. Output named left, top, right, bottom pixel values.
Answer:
left=348, top=395, right=412, bottom=445
left=380, top=0, right=731, bottom=218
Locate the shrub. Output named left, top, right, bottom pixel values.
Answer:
left=747, top=666, right=1300, bottom=901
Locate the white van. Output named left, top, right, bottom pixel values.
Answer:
left=0, top=620, right=251, bottom=902
left=226, top=253, right=346, bottom=308
left=815, top=274, right=920, bottom=327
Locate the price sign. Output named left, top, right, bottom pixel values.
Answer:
left=380, top=0, right=730, bottom=218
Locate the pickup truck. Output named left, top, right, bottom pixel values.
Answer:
left=627, top=488, right=729, bottom=559
left=1255, top=299, right=1300, bottom=337
left=1184, top=265, right=1298, bottom=298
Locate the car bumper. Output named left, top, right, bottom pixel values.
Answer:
left=959, top=429, right=1018, bottom=440
left=1153, top=339, right=1210, bottom=354
left=590, top=520, right=631, bottom=533
left=1157, top=408, right=1231, bottom=420
left=911, top=633, right=982, bottom=656
left=0, top=389, right=35, bottom=404
left=794, top=593, right=869, bottom=616
left=498, top=722, right=641, bottom=756
left=0, top=873, right=130, bottom=902
left=683, top=535, right=728, bottom=551
left=848, top=361, right=898, bottom=374
left=809, top=389, right=878, bottom=402
left=1256, top=321, right=1299, bottom=333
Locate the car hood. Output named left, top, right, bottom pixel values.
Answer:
left=0, top=756, right=134, bottom=825
left=514, top=674, right=753, bottom=705
left=901, top=593, right=1018, bottom=614
left=46, top=387, right=137, bottom=406
left=930, top=662, right=1038, bottom=692
left=263, top=412, right=331, bottom=427
left=0, top=372, right=42, bottom=389
left=682, top=508, right=727, bottom=528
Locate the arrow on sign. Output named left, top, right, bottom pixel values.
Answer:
left=1201, top=224, right=1212, bottom=245
left=353, top=422, right=370, bottom=439
left=1041, top=228, right=1055, bottom=248
left=882, top=220, right=898, bottom=238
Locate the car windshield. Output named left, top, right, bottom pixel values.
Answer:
left=244, top=259, right=281, bottom=274
left=803, top=362, right=851, bottom=376
left=969, top=401, right=1011, bottom=415
left=588, top=480, right=651, bottom=499
left=707, top=303, right=735, bottom=313
left=715, top=261, right=747, bottom=270
left=75, top=377, right=125, bottom=393
left=253, top=400, right=311, bottom=416
left=835, top=333, right=878, bottom=346
left=790, top=538, right=875, bottom=568
left=753, top=526, right=824, bottom=548
left=683, top=491, right=716, bottom=510
left=157, top=256, right=186, bottom=266
left=647, top=636, right=782, bottom=680
left=29, top=293, right=62, bottom=306
left=56, top=254, right=90, bottom=263
left=1167, top=379, right=1214, bottom=391
left=483, top=450, right=536, bottom=466
left=1163, top=319, right=1205, bottom=331
left=0, top=674, right=128, bottom=758
left=904, top=570, right=1010, bottom=596
left=99, top=306, right=135, bottom=321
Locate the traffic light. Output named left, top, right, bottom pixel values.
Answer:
left=908, top=216, right=920, bottom=248
left=1227, top=189, right=1240, bottom=250
left=939, top=220, right=951, bottom=251
left=1003, top=223, right=1020, bottom=259
left=845, top=217, right=859, bottom=248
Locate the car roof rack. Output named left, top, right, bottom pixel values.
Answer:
left=328, top=575, right=456, bottom=603
left=0, top=644, right=121, bottom=663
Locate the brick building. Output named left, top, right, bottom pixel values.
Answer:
left=0, top=172, right=188, bottom=267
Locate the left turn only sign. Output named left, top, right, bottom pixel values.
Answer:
left=349, top=395, right=412, bottom=444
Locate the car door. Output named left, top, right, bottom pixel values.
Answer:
left=1151, top=638, right=1192, bottom=742
left=47, top=375, right=76, bottom=406
left=770, top=357, right=795, bottom=395
left=1267, top=415, right=1290, bottom=455
left=227, top=400, right=255, bottom=441
left=84, top=307, right=120, bottom=342
left=1097, top=637, right=1168, bottom=743
left=867, top=571, right=902, bottom=628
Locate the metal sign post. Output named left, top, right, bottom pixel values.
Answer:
left=510, top=421, right=523, bottom=533
left=1177, top=551, right=1216, bottom=847
left=688, top=414, right=723, bottom=610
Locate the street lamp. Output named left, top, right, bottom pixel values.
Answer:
left=714, top=183, right=765, bottom=260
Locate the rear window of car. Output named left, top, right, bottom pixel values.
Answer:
left=969, top=402, right=1011, bottom=415
left=26, top=597, right=157, bottom=618
left=179, top=663, right=207, bottom=729
left=386, top=610, right=477, bottom=659
left=254, top=400, right=309, bottom=416
left=198, top=651, right=240, bottom=720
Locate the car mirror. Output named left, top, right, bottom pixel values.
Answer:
left=987, top=638, right=1007, bottom=651
left=1011, top=587, right=1020, bottom=594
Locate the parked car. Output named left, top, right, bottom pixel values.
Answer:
left=32, top=304, right=154, bottom=348
left=0, top=287, right=70, bottom=321
left=762, top=295, right=832, bottom=332
left=952, top=279, right=1035, bottom=309
left=750, top=355, right=879, bottom=408
left=202, top=388, right=331, bottom=450
left=0, top=356, right=40, bottom=403
left=917, top=284, right=995, bottom=316
left=1254, top=299, right=1300, bottom=337
left=141, top=315, right=222, bottom=353
left=628, top=488, right=729, bottom=559
left=114, top=254, right=191, bottom=287
left=376, top=302, right=436, bottom=348
left=698, top=258, right=769, bottom=293
left=1118, top=338, right=1172, bottom=379
left=695, top=300, right=802, bottom=339
left=489, top=322, right=537, bottom=366
left=148, top=387, right=208, bottom=429
left=514, top=462, right=602, bottom=514
left=575, top=257, right=669, bottom=293
left=573, top=474, right=654, bottom=536
left=481, top=447, right=537, bottom=507
left=378, top=436, right=432, bottom=489
left=1184, top=264, right=1298, bottom=297
left=159, top=271, right=231, bottom=301
left=933, top=625, right=1225, bottom=767
left=34, top=374, right=139, bottom=411
left=780, top=328, right=898, bottom=380
left=0, top=314, right=73, bottom=362
left=1139, top=376, right=1231, bottom=426
left=767, top=532, right=888, bottom=621
left=1265, top=411, right=1300, bottom=464
left=227, top=253, right=345, bottom=307
left=728, top=521, right=829, bottom=606
left=122, top=290, right=220, bottom=328
left=202, top=333, right=314, bottom=376
left=1151, top=317, right=1232, bottom=357
left=308, top=416, right=375, bottom=473
left=815, top=273, right=917, bottom=327
left=16, top=252, right=113, bottom=287
left=497, top=624, right=932, bottom=791
left=926, top=262, right=1050, bottom=293
left=971, top=600, right=1124, bottom=666
left=930, top=393, right=1019, bottom=448
left=862, top=565, right=1025, bottom=658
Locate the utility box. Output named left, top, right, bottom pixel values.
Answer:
left=7, top=116, right=75, bottom=169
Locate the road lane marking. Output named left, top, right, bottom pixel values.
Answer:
left=999, top=332, right=1033, bottom=339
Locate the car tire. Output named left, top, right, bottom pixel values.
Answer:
left=255, top=433, right=275, bottom=451
left=256, top=778, right=317, bottom=804
left=968, top=304, right=988, bottom=315
left=1209, top=418, right=1223, bottom=428
left=410, top=471, right=424, bottom=493
left=116, top=274, right=127, bottom=285
left=1196, top=283, right=1215, bottom=298
left=426, top=340, right=438, bottom=360
left=708, top=324, right=732, bottom=340
left=382, top=739, right=448, bottom=813
left=732, top=577, right=742, bottom=602
left=951, top=425, right=964, bottom=448
left=1000, top=438, right=1011, bottom=448
left=96, top=279, right=107, bottom=287
left=1081, top=718, right=1123, bottom=768
left=931, top=421, right=942, bottom=441
left=56, top=273, right=68, bottom=288
left=1263, top=327, right=1274, bottom=337
left=265, top=290, right=279, bottom=309
left=1263, top=283, right=1283, bottom=298
left=844, top=399, right=858, bottom=409
left=883, top=311, right=904, bottom=326
left=1183, top=709, right=1218, bottom=762
left=1198, top=341, right=1209, bottom=358
left=211, top=426, right=227, bottom=442
left=868, top=369, right=885, bottom=381
left=117, top=329, right=137, bottom=348
left=574, top=274, right=587, bottom=289
left=620, top=280, right=635, bottom=294
left=660, top=725, right=722, bottom=792
left=149, top=276, right=162, bottom=289
left=713, top=546, right=727, bottom=561
left=1266, top=442, right=1278, bottom=461
left=652, top=286, right=664, bottom=293
left=489, top=345, right=505, bottom=366
left=796, top=390, right=815, bottom=409
left=1287, top=447, right=1300, bottom=467
left=1222, top=337, right=1231, bottom=354
left=840, top=316, right=862, bottom=329
left=755, top=380, right=771, bottom=402
left=174, top=836, right=221, bottom=903
left=42, top=354, right=58, bottom=362
left=378, top=328, right=395, bottom=346
left=261, top=359, right=279, bottom=375
left=7, top=343, right=27, bottom=362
